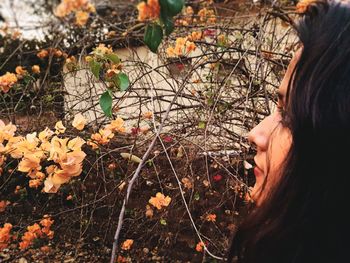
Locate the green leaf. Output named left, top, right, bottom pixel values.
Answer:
left=160, top=0, right=184, bottom=17
left=90, top=60, right=102, bottom=79
left=117, top=73, right=129, bottom=91
left=194, top=192, right=200, bottom=201
left=144, top=24, right=163, bottom=53
left=160, top=219, right=167, bottom=225
left=104, top=53, right=120, bottom=64
left=161, top=14, right=174, bottom=36
left=198, top=121, right=206, bottom=129
left=100, top=90, right=113, bottom=117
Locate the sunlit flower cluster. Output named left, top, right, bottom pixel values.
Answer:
left=19, top=216, right=54, bottom=250
left=88, top=117, right=125, bottom=149
left=0, top=118, right=86, bottom=193
left=0, top=223, right=12, bottom=251
left=166, top=37, right=197, bottom=58
left=55, top=0, right=96, bottom=26
left=0, top=72, right=18, bottom=93
left=137, top=0, right=160, bottom=22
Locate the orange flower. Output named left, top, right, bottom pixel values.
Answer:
left=40, top=217, right=54, bottom=228
left=0, top=200, right=10, bottom=213
left=32, top=65, right=41, bottom=74
left=195, top=241, right=205, bottom=252
left=186, top=41, right=196, bottom=53
left=121, top=239, right=134, bottom=250
left=137, top=0, right=160, bottom=21
left=91, top=128, right=114, bottom=145
left=296, top=0, right=318, bottom=13
left=67, top=137, right=85, bottom=151
left=0, top=120, right=17, bottom=143
left=105, top=118, right=125, bottom=133
left=0, top=223, right=12, bottom=250
left=40, top=245, right=51, bottom=253
left=190, top=31, right=202, bottom=41
left=149, top=192, right=171, bottom=210
left=72, top=113, right=87, bottom=130
left=43, top=175, right=61, bottom=193
left=0, top=72, right=18, bottom=93
left=143, top=111, right=153, bottom=120
left=18, top=153, right=42, bottom=175
left=15, top=66, right=27, bottom=76
left=205, top=214, right=216, bottom=222
left=37, top=50, right=49, bottom=59
left=75, top=10, right=89, bottom=26
left=29, top=179, right=42, bottom=188
left=54, top=121, right=66, bottom=134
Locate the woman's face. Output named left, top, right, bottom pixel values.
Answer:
left=248, top=54, right=299, bottom=205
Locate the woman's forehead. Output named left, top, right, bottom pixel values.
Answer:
left=278, top=50, right=301, bottom=98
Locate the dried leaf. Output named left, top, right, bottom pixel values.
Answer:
left=120, top=153, right=142, bottom=163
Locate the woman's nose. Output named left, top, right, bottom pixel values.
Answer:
left=247, top=115, right=274, bottom=151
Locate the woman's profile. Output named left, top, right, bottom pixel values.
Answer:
left=228, top=1, right=350, bottom=262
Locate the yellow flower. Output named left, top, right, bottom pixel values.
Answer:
left=32, top=65, right=40, bottom=74
left=72, top=113, right=87, bottom=130
left=85, top=56, right=93, bottom=63
left=54, top=121, right=66, bottom=134
left=149, top=192, right=171, bottom=210
left=93, top=44, right=113, bottom=56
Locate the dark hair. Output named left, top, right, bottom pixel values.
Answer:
left=228, top=1, right=350, bottom=262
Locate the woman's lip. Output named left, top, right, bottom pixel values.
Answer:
left=254, top=166, right=264, bottom=177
